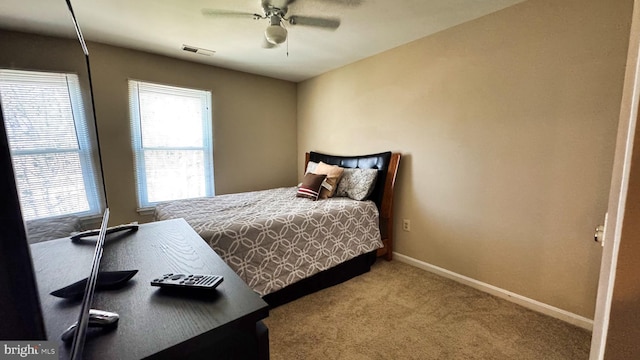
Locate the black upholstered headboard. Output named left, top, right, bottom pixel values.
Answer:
left=307, top=151, right=392, bottom=210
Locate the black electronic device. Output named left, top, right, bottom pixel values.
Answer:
left=151, top=273, right=224, bottom=290
left=50, top=270, right=138, bottom=299
left=65, top=208, right=110, bottom=358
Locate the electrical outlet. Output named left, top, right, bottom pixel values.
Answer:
left=402, top=219, right=410, bottom=232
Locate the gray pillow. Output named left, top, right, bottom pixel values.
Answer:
left=335, top=168, right=378, bottom=201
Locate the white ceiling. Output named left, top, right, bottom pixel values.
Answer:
left=0, top=0, right=525, bottom=82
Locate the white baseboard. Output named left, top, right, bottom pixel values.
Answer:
left=393, top=252, right=594, bottom=331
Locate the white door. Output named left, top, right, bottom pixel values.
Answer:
left=590, top=1, right=640, bottom=358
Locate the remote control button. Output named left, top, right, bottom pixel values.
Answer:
left=164, top=273, right=173, bottom=277
left=171, top=274, right=183, bottom=280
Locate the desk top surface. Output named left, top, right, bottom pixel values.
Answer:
left=30, top=218, right=269, bottom=359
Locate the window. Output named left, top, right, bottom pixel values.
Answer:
left=0, top=69, right=103, bottom=220
left=129, top=81, right=214, bottom=208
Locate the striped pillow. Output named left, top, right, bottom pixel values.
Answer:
left=296, top=173, right=327, bottom=200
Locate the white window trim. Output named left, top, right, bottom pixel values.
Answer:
left=136, top=207, right=156, bottom=216
left=129, top=80, right=214, bottom=208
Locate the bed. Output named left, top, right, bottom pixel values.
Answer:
left=154, top=151, right=401, bottom=307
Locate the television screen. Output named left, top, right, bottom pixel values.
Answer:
left=0, top=98, right=46, bottom=340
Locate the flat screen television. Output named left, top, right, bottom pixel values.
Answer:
left=0, top=116, right=110, bottom=356
left=0, top=102, right=47, bottom=340
left=0, top=2, right=106, bottom=354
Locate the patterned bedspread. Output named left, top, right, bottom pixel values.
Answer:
left=154, top=187, right=382, bottom=296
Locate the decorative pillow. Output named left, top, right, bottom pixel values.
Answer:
left=305, top=161, right=318, bottom=174
left=296, top=173, right=327, bottom=200
left=313, top=162, right=345, bottom=199
left=335, top=168, right=378, bottom=201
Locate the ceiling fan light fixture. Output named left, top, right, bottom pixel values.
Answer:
left=265, top=24, right=287, bottom=45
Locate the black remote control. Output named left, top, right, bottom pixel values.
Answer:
left=151, top=273, right=223, bottom=290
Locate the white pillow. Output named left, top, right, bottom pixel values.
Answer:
left=305, top=161, right=318, bottom=174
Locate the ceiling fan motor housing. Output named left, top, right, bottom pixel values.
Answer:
left=265, top=15, right=287, bottom=45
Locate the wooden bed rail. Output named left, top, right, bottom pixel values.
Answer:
left=378, top=153, right=401, bottom=260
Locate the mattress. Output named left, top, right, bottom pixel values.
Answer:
left=154, top=187, right=382, bottom=296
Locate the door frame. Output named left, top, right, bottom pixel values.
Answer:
left=590, top=0, right=640, bottom=358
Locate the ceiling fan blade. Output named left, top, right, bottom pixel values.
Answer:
left=263, top=0, right=297, bottom=8
left=289, top=16, right=340, bottom=30
left=201, top=8, right=259, bottom=18
left=317, top=0, right=362, bottom=6
left=280, top=0, right=360, bottom=7
left=283, top=0, right=359, bottom=7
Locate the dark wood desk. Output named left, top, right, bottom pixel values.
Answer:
left=30, top=218, right=269, bottom=359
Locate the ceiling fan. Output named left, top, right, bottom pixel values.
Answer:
left=201, top=0, right=345, bottom=48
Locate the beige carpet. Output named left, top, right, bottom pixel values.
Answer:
left=263, top=260, right=591, bottom=360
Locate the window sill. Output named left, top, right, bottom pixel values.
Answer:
left=79, top=213, right=106, bottom=230
left=137, top=207, right=156, bottom=216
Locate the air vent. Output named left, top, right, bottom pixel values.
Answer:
left=182, top=45, right=198, bottom=53
left=181, top=45, right=215, bottom=57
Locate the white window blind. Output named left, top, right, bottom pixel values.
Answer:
left=0, top=69, right=103, bottom=220
left=129, top=81, right=214, bottom=208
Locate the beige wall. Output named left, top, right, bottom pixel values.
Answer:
left=0, top=30, right=298, bottom=225
left=297, top=0, right=632, bottom=318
